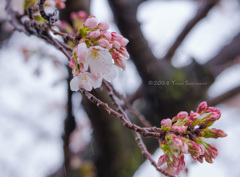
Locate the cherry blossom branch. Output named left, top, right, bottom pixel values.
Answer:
left=5, top=0, right=74, bottom=60
left=134, top=133, right=175, bottom=177
left=80, top=89, right=165, bottom=138
left=5, top=1, right=228, bottom=176
left=49, top=27, right=77, bottom=43
left=164, top=0, right=219, bottom=60
left=102, top=81, right=174, bottom=177
left=103, top=81, right=151, bottom=127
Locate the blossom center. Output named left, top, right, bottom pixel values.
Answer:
left=92, top=50, right=100, bottom=61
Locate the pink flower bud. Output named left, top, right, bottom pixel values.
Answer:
left=175, top=155, right=185, bottom=174
left=177, top=111, right=188, bottom=120
left=217, top=129, right=227, bottom=137
left=197, top=155, right=204, bottom=163
left=157, top=154, right=167, bottom=167
left=98, top=21, right=109, bottom=31
left=213, top=108, right=221, bottom=117
left=102, top=31, right=112, bottom=40
left=69, top=57, right=75, bottom=68
left=182, top=142, right=188, bottom=154
left=197, top=101, right=207, bottom=113
left=115, top=58, right=126, bottom=70
left=71, top=12, right=78, bottom=21
left=172, top=137, right=183, bottom=147
left=170, top=125, right=187, bottom=134
left=78, top=11, right=87, bottom=19
left=189, top=141, right=204, bottom=157
left=98, top=38, right=112, bottom=49
left=206, top=106, right=214, bottom=113
left=112, top=32, right=123, bottom=42
left=161, top=118, right=172, bottom=127
left=204, top=152, right=213, bottom=163
left=206, top=144, right=218, bottom=159
left=210, top=112, right=220, bottom=120
left=55, top=0, right=66, bottom=9
left=113, top=41, right=121, bottom=50
left=120, top=37, right=129, bottom=46
left=111, top=49, right=120, bottom=59
left=84, top=17, right=98, bottom=29
left=59, top=21, right=68, bottom=28
left=88, top=29, right=101, bottom=38
left=189, top=111, right=200, bottom=120
left=120, top=46, right=130, bottom=59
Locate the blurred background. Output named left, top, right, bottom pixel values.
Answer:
left=0, top=0, right=240, bottom=176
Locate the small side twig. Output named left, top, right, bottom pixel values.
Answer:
left=104, top=81, right=152, bottom=127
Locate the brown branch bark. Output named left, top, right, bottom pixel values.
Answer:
left=61, top=69, right=76, bottom=176
left=205, top=32, right=240, bottom=78
left=81, top=89, right=144, bottom=177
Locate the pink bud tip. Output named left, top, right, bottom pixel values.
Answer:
left=177, top=111, right=188, bottom=119
left=189, top=111, right=200, bottom=120
left=98, top=38, right=112, bottom=49
left=69, top=57, right=75, bottom=68
left=161, top=118, right=172, bottom=127
left=78, top=11, right=87, bottom=19
left=98, top=21, right=109, bottom=31
left=84, top=17, right=98, bottom=29
left=197, top=101, right=207, bottom=113
left=88, top=29, right=101, bottom=38
left=157, top=155, right=167, bottom=167
left=120, top=37, right=129, bottom=46
left=217, top=129, right=227, bottom=137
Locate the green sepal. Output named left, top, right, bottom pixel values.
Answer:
left=34, top=15, right=47, bottom=23
left=161, top=127, right=170, bottom=132
left=79, top=27, right=89, bottom=37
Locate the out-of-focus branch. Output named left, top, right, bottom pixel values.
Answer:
left=205, top=32, right=240, bottom=77
left=207, top=85, right=240, bottom=106
left=108, top=0, right=164, bottom=82
left=128, top=85, right=143, bottom=104
left=164, top=0, right=219, bottom=61
left=61, top=69, right=76, bottom=176
left=0, top=20, right=13, bottom=47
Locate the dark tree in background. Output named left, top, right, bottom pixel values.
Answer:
left=1, top=0, right=239, bottom=177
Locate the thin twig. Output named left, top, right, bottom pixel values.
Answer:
left=50, top=28, right=77, bottom=43
left=49, top=35, right=72, bottom=60
left=164, top=0, right=218, bottom=61
left=80, top=89, right=165, bottom=138
left=104, top=81, right=151, bottom=127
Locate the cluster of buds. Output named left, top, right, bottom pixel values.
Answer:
left=158, top=101, right=227, bottom=175
left=69, top=15, right=129, bottom=91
